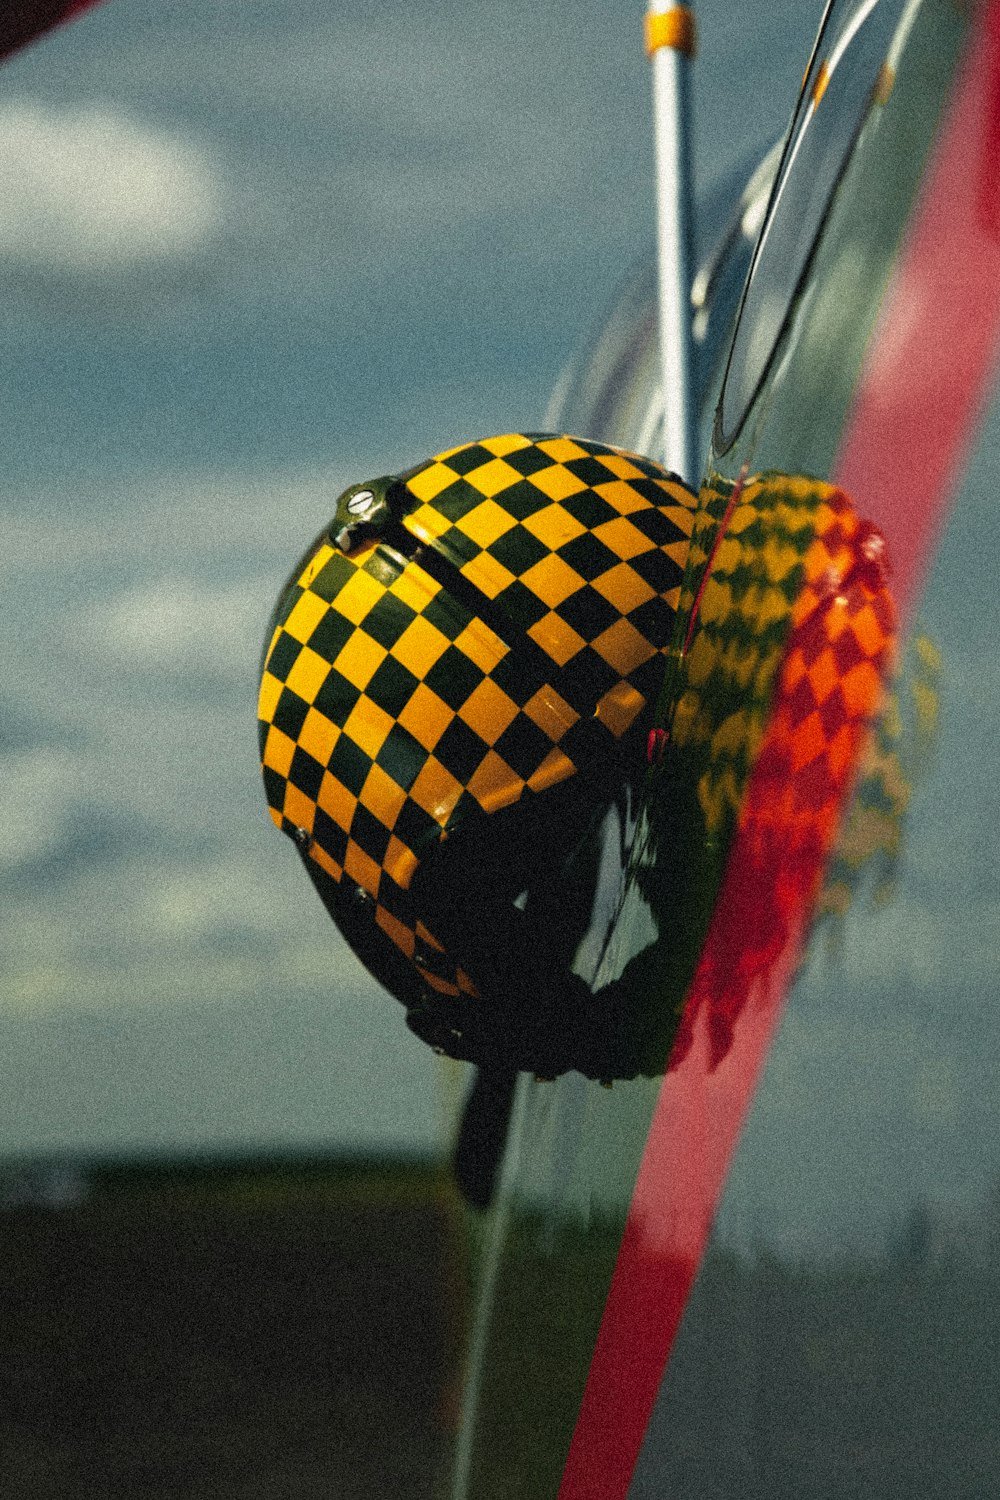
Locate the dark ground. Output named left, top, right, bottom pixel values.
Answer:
left=0, top=1157, right=465, bottom=1500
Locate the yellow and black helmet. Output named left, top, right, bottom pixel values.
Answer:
left=258, top=433, right=696, bottom=1075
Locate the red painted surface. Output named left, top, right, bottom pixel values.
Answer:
left=558, top=6, right=1000, bottom=1496
left=0, top=0, right=103, bottom=61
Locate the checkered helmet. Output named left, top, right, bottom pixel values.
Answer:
left=258, top=434, right=696, bottom=1064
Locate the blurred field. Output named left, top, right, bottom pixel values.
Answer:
left=0, top=1156, right=465, bottom=1500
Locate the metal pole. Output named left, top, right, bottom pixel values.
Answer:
left=647, top=3, right=698, bottom=485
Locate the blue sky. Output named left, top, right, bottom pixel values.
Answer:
left=0, top=0, right=997, bottom=1251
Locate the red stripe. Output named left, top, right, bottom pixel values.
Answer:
left=558, top=7, right=1000, bottom=1497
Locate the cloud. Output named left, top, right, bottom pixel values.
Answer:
left=73, top=575, right=270, bottom=679
left=0, top=101, right=227, bottom=277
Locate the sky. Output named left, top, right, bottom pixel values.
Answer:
left=0, top=0, right=997, bottom=1251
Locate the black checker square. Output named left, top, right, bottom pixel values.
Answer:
left=560, top=488, right=619, bottom=531
left=489, top=478, right=553, bottom=523
left=630, top=545, right=685, bottom=596
left=350, top=801, right=394, bottom=865
left=434, top=714, right=492, bottom=785
left=486, top=523, right=549, bottom=576
left=392, top=790, right=439, bottom=854
left=376, top=721, right=431, bottom=792
left=261, top=764, right=288, bottom=812
left=626, top=504, right=689, bottom=547
left=313, top=667, right=364, bottom=728
left=487, top=648, right=545, bottom=704
left=493, top=712, right=556, bottom=781
left=438, top=444, right=495, bottom=477
left=558, top=647, right=619, bottom=710
left=366, top=654, right=422, bottom=717
left=328, top=733, right=373, bottom=798
left=424, top=646, right=485, bottom=712
left=273, top=687, right=311, bottom=741
left=362, top=592, right=419, bottom=651
left=630, top=652, right=668, bottom=705
left=566, top=454, right=623, bottom=488
left=309, top=550, right=357, bottom=603
left=362, top=547, right=406, bottom=590
left=289, top=744, right=326, bottom=802
left=435, top=525, right=480, bottom=566
left=557, top=530, right=623, bottom=584
left=630, top=594, right=681, bottom=647
left=312, top=804, right=349, bottom=868
left=265, top=631, right=303, bottom=685
left=306, top=607, right=355, bottom=665
left=421, top=590, right=471, bottom=643
left=501, top=444, right=559, bottom=479
left=494, top=578, right=550, bottom=634
left=558, top=585, right=621, bottom=643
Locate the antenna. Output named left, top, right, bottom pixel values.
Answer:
left=647, top=3, right=698, bottom=486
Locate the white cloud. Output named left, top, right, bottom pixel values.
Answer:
left=0, top=747, right=82, bottom=871
left=73, top=575, right=269, bottom=677
left=0, top=101, right=226, bottom=275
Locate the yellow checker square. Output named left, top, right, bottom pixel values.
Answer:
left=258, top=670, right=283, bottom=725
left=262, top=625, right=282, bottom=674
left=376, top=902, right=415, bottom=957
left=283, top=781, right=316, bottom=833
left=465, top=458, right=523, bottom=498
left=460, top=552, right=518, bottom=601
left=297, top=706, right=339, bottom=767
left=520, top=553, right=584, bottom=609
left=527, top=744, right=577, bottom=793
left=454, top=619, right=507, bottom=675
left=384, top=834, right=420, bottom=891
left=594, top=451, right=646, bottom=481
left=344, top=696, right=394, bottom=761
left=361, top=761, right=408, bottom=831
left=528, top=462, right=588, bottom=503
left=593, top=616, right=656, bottom=676
left=389, top=561, right=440, bottom=614
left=299, top=543, right=335, bottom=591
left=310, top=842, right=343, bottom=884
left=523, top=685, right=579, bottom=741
left=595, top=681, right=646, bottom=737
left=594, top=479, right=648, bottom=515
left=481, top=433, right=532, bottom=458
left=593, top=515, right=654, bottom=562
left=344, top=839, right=383, bottom=898
left=455, top=498, right=519, bottom=547
left=317, top=770, right=358, bottom=834
left=405, top=502, right=454, bottom=544
left=538, top=436, right=590, bottom=463
left=522, top=502, right=586, bottom=550
left=391, top=613, right=451, bottom=677
left=398, top=682, right=455, bottom=752
left=408, top=462, right=459, bottom=504
left=284, top=588, right=328, bottom=645
left=591, top=560, right=656, bottom=613
left=284, top=644, right=330, bottom=705
left=528, top=610, right=586, bottom=667
left=335, top=566, right=385, bottom=626
left=467, top=750, right=525, bottom=813
left=333, top=630, right=388, bottom=691
left=263, top=723, right=296, bottom=779
left=410, top=756, right=464, bottom=825
left=458, top=677, right=520, bottom=745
